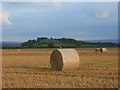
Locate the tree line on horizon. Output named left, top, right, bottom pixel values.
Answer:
left=21, top=37, right=118, bottom=48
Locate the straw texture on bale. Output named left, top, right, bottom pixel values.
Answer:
left=50, top=49, right=79, bottom=71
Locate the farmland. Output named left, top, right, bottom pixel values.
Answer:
left=2, top=48, right=118, bottom=88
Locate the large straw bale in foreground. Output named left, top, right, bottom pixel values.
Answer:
left=50, top=49, right=79, bottom=71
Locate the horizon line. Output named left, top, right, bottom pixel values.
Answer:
left=1, top=38, right=118, bottom=42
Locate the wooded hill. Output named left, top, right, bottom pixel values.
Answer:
left=21, top=37, right=118, bottom=48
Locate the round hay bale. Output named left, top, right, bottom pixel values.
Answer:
left=50, top=49, right=79, bottom=71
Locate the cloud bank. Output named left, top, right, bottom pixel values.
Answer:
left=96, top=11, right=109, bottom=18
left=0, top=4, right=12, bottom=25
left=2, top=2, right=118, bottom=41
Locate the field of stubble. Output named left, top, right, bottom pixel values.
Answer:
left=2, top=48, right=118, bottom=88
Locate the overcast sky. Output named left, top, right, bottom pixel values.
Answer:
left=1, top=2, right=118, bottom=42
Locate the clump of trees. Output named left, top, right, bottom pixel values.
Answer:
left=21, top=37, right=118, bottom=48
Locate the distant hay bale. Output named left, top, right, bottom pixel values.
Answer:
left=95, top=48, right=101, bottom=53
left=95, top=48, right=107, bottom=53
left=101, top=48, right=107, bottom=52
left=50, top=49, right=79, bottom=71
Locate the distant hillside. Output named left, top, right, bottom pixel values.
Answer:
left=21, top=37, right=118, bottom=48
left=1, top=41, right=22, bottom=47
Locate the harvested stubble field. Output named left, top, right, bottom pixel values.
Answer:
left=2, top=48, right=118, bottom=88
